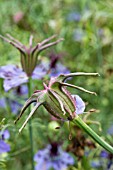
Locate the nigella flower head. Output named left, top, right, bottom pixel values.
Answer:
left=14, top=72, right=99, bottom=133
left=34, top=142, right=74, bottom=170
left=0, top=34, right=63, bottom=76
left=0, top=129, right=10, bottom=154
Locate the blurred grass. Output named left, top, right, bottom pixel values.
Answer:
left=0, top=0, right=113, bottom=169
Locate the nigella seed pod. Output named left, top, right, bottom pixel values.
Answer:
left=14, top=72, right=113, bottom=155
left=14, top=72, right=99, bottom=133
left=0, top=34, right=63, bottom=76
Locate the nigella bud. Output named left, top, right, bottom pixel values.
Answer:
left=0, top=34, right=63, bottom=76
left=14, top=72, right=99, bottom=133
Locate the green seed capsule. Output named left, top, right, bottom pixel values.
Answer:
left=14, top=72, right=99, bottom=132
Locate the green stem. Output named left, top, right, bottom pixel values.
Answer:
left=28, top=77, right=34, bottom=170
left=72, top=115, right=113, bottom=154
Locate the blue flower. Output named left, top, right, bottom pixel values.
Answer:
left=73, top=29, right=85, bottom=42
left=72, top=95, right=85, bottom=114
left=100, top=150, right=113, bottom=169
left=100, top=150, right=109, bottom=158
left=107, top=125, right=113, bottom=135
left=47, top=52, right=70, bottom=77
left=0, top=130, right=10, bottom=154
left=0, top=140, right=10, bottom=154
left=0, top=85, right=28, bottom=114
left=67, top=12, right=81, bottom=22
left=0, top=96, right=22, bottom=114
left=34, top=142, right=74, bottom=170
left=0, top=61, right=69, bottom=91
left=91, top=160, right=102, bottom=168
left=15, top=72, right=98, bottom=133
left=0, top=97, right=6, bottom=108
left=50, top=63, right=70, bottom=77
left=10, top=100, right=23, bottom=114
left=91, top=149, right=113, bottom=169
left=0, top=129, right=10, bottom=140
left=0, top=65, right=28, bottom=91
left=0, top=64, right=47, bottom=91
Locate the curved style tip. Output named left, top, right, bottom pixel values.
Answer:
left=18, top=102, right=43, bottom=133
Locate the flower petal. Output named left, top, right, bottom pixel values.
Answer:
left=60, top=148, right=74, bottom=165
left=0, top=97, right=6, bottom=108
left=0, top=140, right=10, bottom=154
left=107, top=125, right=113, bottom=135
left=0, top=64, right=16, bottom=78
left=4, top=76, right=28, bottom=91
left=0, top=65, right=28, bottom=91
left=0, top=130, right=10, bottom=140
left=32, top=64, right=47, bottom=79
left=72, top=95, right=85, bottom=114
left=34, top=145, right=74, bottom=170
left=50, top=63, right=70, bottom=77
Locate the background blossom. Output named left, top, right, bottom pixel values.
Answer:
left=0, top=130, right=10, bottom=154
left=34, top=143, right=74, bottom=170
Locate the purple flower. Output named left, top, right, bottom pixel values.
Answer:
left=32, top=63, right=48, bottom=80
left=39, top=60, right=70, bottom=78
left=0, top=140, right=10, bottom=154
left=67, top=12, right=81, bottom=22
left=107, top=125, right=113, bottom=135
left=0, top=87, right=27, bottom=114
left=0, top=61, right=69, bottom=92
left=50, top=63, right=70, bottom=77
left=72, top=95, right=85, bottom=114
left=0, top=64, right=47, bottom=91
left=91, top=150, right=113, bottom=169
left=13, top=85, right=28, bottom=96
left=0, top=130, right=10, bottom=154
left=47, top=52, right=70, bottom=77
left=10, top=100, right=22, bottom=114
left=0, top=97, right=6, bottom=108
left=100, top=150, right=109, bottom=158
left=0, top=65, right=28, bottom=91
left=100, top=150, right=113, bottom=169
left=91, top=160, right=102, bottom=168
left=34, top=143, right=74, bottom=170
left=9, top=85, right=28, bottom=114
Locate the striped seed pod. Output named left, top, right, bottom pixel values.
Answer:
left=14, top=72, right=99, bottom=133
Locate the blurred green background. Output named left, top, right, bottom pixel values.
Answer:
left=0, top=0, right=113, bottom=169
